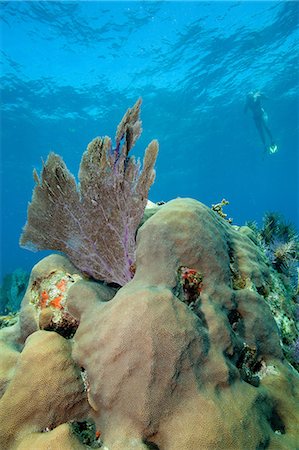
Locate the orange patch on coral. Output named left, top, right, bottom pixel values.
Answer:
left=40, top=290, right=49, bottom=308
left=50, top=296, right=63, bottom=309
left=56, top=279, right=67, bottom=292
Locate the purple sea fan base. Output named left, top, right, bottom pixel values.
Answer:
left=20, top=99, right=159, bottom=286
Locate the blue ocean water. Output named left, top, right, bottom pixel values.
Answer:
left=0, top=1, right=298, bottom=283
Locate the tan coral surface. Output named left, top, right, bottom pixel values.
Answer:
left=0, top=198, right=298, bottom=449
left=0, top=330, right=89, bottom=449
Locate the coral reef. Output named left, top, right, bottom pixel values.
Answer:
left=0, top=198, right=298, bottom=449
left=245, top=213, right=299, bottom=369
left=20, top=99, right=158, bottom=286
left=1, top=101, right=298, bottom=449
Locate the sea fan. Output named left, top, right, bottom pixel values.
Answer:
left=20, top=100, right=158, bottom=286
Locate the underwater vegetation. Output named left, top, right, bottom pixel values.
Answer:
left=0, top=268, right=30, bottom=314
left=246, top=212, right=299, bottom=371
left=0, top=102, right=298, bottom=450
left=246, top=211, right=299, bottom=296
left=20, top=99, right=158, bottom=286
left=251, top=211, right=299, bottom=281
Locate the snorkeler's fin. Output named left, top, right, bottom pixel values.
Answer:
left=269, top=144, right=278, bottom=154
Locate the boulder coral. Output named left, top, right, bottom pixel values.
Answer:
left=0, top=198, right=298, bottom=449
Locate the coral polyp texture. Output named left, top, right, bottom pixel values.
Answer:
left=1, top=197, right=298, bottom=449
left=20, top=99, right=158, bottom=286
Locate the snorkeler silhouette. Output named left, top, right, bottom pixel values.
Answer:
left=245, top=91, right=278, bottom=154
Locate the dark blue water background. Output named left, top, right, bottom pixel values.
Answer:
left=0, top=1, right=298, bottom=282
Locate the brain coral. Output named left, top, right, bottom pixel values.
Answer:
left=0, top=198, right=298, bottom=449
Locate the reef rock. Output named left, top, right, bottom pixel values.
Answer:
left=0, top=198, right=298, bottom=449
